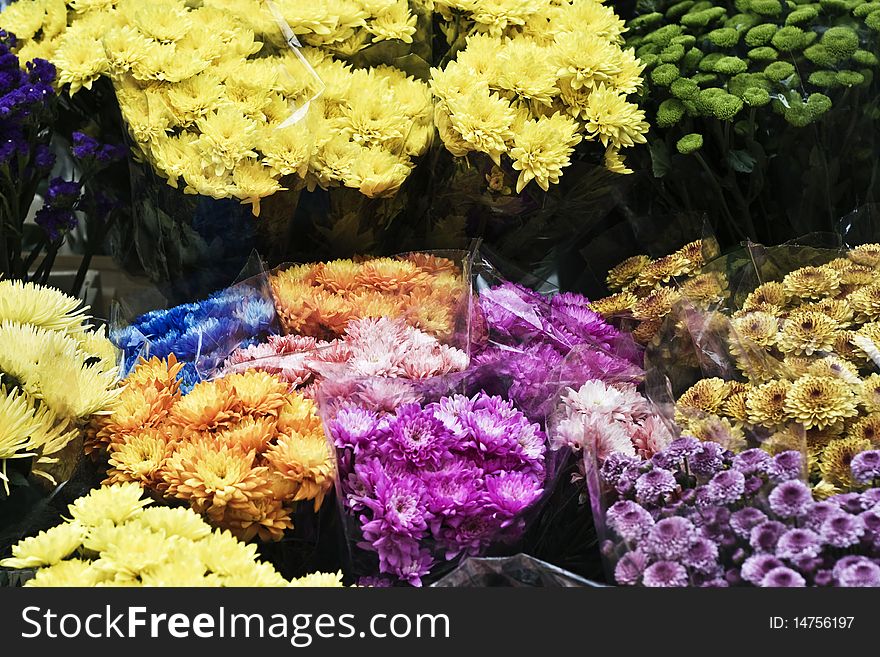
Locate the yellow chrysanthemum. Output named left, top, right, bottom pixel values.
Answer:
left=105, top=428, right=171, bottom=488
left=848, top=243, right=880, bottom=268
left=54, top=32, right=108, bottom=95
left=589, top=291, right=637, bottom=318
left=687, top=414, right=747, bottom=452
left=24, top=559, right=106, bottom=587
left=784, top=375, right=859, bottom=430
left=135, top=506, right=213, bottom=542
left=746, top=380, right=792, bottom=429
left=633, top=254, right=692, bottom=289
left=676, top=378, right=729, bottom=416
left=731, top=311, right=778, bottom=348
left=819, top=437, right=873, bottom=489
left=847, top=414, right=880, bottom=446
left=776, top=309, right=839, bottom=356
left=510, top=112, right=582, bottom=193
left=0, top=280, right=88, bottom=335
left=632, top=286, right=681, bottom=321
left=554, top=31, right=622, bottom=91
left=583, top=83, right=649, bottom=150
left=680, top=273, right=728, bottom=307
left=722, top=390, right=750, bottom=423
left=168, top=380, right=239, bottom=432
left=214, top=416, right=278, bottom=453
left=807, top=356, right=861, bottom=386
left=289, top=571, right=345, bottom=587
left=68, top=482, right=153, bottom=527
left=860, top=374, right=880, bottom=413
left=742, top=282, right=787, bottom=311
left=782, top=266, right=841, bottom=301
left=607, top=255, right=651, bottom=291
left=264, top=430, right=334, bottom=509
left=0, top=522, right=85, bottom=569
left=443, top=86, right=515, bottom=165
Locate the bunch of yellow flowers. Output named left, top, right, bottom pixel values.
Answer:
left=431, top=0, right=649, bottom=192
left=0, top=280, right=119, bottom=492
left=0, top=0, right=432, bottom=214
left=270, top=252, right=466, bottom=340
left=0, top=483, right=344, bottom=586
left=90, top=355, right=334, bottom=542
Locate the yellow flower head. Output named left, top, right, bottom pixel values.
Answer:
left=731, top=311, right=779, bottom=348
left=676, top=378, right=729, bottom=417
left=746, top=380, right=792, bottom=429
left=105, top=428, right=172, bottom=488
left=848, top=243, right=880, bottom=268
left=589, top=292, right=637, bottom=318
left=819, top=436, right=873, bottom=489
left=444, top=85, right=515, bottom=165
left=0, top=522, right=85, bottom=569
left=743, top=281, right=787, bottom=312
left=168, top=379, right=239, bottom=432
left=606, top=255, right=651, bottom=291
left=777, top=309, right=839, bottom=356
left=782, top=266, right=841, bottom=301
left=67, top=483, right=152, bottom=527
left=632, top=286, right=681, bottom=322
left=784, top=375, right=859, bottom=430
left=583, top=83, right=649, bottom=150
left=510, top=112, right=582, bottom=193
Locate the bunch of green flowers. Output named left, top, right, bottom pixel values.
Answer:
left=626, top=0, right=880, bottom=244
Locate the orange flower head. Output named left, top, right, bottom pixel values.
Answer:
left=356, top=257, right=428, bottom=294
left=219, top=498, right=293, bottom=542
left=168, top=379, right=238, bottom=432
left=222, top=370, right=288, bottom=418
left=348, top=290, right=404, bottom=321
left=309, top=290, right=355, bottom=337
left=276, top=393, right=323, bottom=435
left=125, top=354, right=185, bottom=395
left=99, top=384, right=174, bottom=442
left=214, top=416, right=277, bottom=453
left=312, top=259, right=362, bottom=294
left=404, top=292, right=455, bottom=338
left=105, top=427, right=172, bottom=489
left=264, top=429, right=334, bottom=510
left=404, top=253, right=459, bottom=276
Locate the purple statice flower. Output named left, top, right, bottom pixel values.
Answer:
left=706, top=469, right=746, bottom=505
left=730, top=508, right=768, bottom=539
left=71, top=131, right=100, bottom=160
left=821, top=513, right=865, bottom=548
left=689, top=441, right=726, bottom=478
left=644, top=517, right=696, bottom=560
left=829, top=492, right=865, bottom=515
left=851, top=450, right=880, bottom=485
left=614, top=551, right=648, bottom=586
left=35, top=177, right=81, bottom=241
left=732, top=448, right=771, bottom=476
left=741, top=554, right=785, bottom=585
left=381, top=403, right=453, bottom=469
left=768, top=450, right=804, bottom=482
left=805, top=501, right=840, bottom=532
left=760, top=566, right=806, bottom=587
left=34, top=143, right=54, bottom=172
left=606, top=500, right=655, bottom=542
left=750, top=521, right=787, bottom=553
left=600, top=452, right=641, bottom=487
left=775, top=528, right=822, bottom=561
left=683, top=537, right=720, bottom=573
left=641, top=560, right=689, bottom=587
left=768, top=480, right=813, bottom=519
left=836, top=560, right=880, bottom=587
left=483, top=471, right=543, bottom=527
left=330, top=404, right=382, bottom=451
left=634, top=467, right=678, bottom=505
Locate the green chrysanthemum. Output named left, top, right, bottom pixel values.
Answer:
left=677, top=133, right=704, bottom=154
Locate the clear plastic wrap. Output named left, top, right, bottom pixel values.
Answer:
left=430, top=554, right=604, bottom=588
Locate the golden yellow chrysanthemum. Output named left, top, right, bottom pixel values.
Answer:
left=782, top=266, right=841, bottom=301
left=722, top=390, right=750, bottom=423
left=223, top=370, right=289, bottom=418
left=860, top=374, right=880, bottom=413
left=632, top=318, right=662, bottom=345
left=783, top=375, right=859, bottom=430
left=589, top=291, right=637, bottom=318
left=168, top=380, right=239, bottom=432
left=847, top=283, right=880, bottom=323
left=54, top=32, right=109, bottom=95
left=214, top=416, right=277, bottom=453
left=819, top=436, right=873, bottom=489
left=264, top=430, right=334, bottom=510
left=680, top=272, right=728, bottom=307
left=731, top=311, right=778, bottom=348
left=687, top=414, right=747, bottom=452
left=0, top=522, right=85, bottom=569
left=606, top=255, right=651, bottom=291
left=510, top=112, right=582, bottom=193
left=742, top=282, right=787, bottom=311
left=804, top=298, right=854, bottom=326
left=105, top=428, right=171, bottom=488
left=848, top=243, right=880, bottom=268
left=632, top=286, right=681, bottom=321
left=746, top=380, right=792, bottom=429
left=838, top=263, right=876, bottom=286
left=276, top=394, right=324, bottom=435
left=554, top=31, right=622, bottom=91
left=443, top=86, right=515, bottom=165
left=807, top=356, right=861, bottom=386
left=677, top=378, right=729, bottom=416
left=776, top=309, right=839, bottom=356
left=633, top=254, right=691, bottom=289
left=847, top=414, right=880, bottom=446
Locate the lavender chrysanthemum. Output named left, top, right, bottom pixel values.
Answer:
left=330, top=405, right=381, bottom=451
left=606, top=500, right=655, bottom=542
left=664, top=437, right=702, bottom=462
left=821, top=513, right=865, bottom=548
left=706, top=469, right=746, bottom=505
left=836, top=560, right=880, bottom=587
left=382, top=403, right=454, bottom=469
left=749, top=521, right=787, bottom=553
left=483, top=472, right=543, bottom=526
left=741, top=554, right=785, bottom=585
left=829, top=492, right=865, bottom=515
left=730, top=508, right=768, bottom=539
left=634, top=468, right=678, bottom=505
left=760, top=567, right=806, bottom=588
left=600, top=452, right=641, bottom=487
left=644, top=517, right=696, bottom=561
left=775, top=528, right=822, bottom=561
left=614, top=551, right=648, bottom=586
left=768, top=450, right=804, bottom=482
left=860, top=509, right=880, bottom=538
left=851, top=450, right=880, bottom=485
left=804, top=501, right=840, bottom=532
left=642, top=560, right=689, bottom=587
left=732, top=448, right=772, bottom=476
left=832, top=555, right=872, bottom=581
left=683, top=537, right=720, bottom=573
left=768, top=480, right=813, bottom=518
left=690, top=441, right=726, bottom=478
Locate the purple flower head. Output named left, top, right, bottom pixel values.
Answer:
left=483, top=471, right=543, bottom=526
left=860, top=509, right=880, bottom=538
left=642, top=560, right=689, bottom=587
left=768, top=450, right=804, bottom=482
left=35, top=206, right=77, bottom=241
left=690, top=441, right=726, bottom=479
left=749, top=520, right=787, bottom=553
left=851, top=450, right=880, bottom=485
left=805, top=501, right=840, bottom=532
left=439, top=513, right=499, bottom=558
left=97, top=142, right=128, bottom=163
left=606, top=500, right=655, bottom=542
left=635, top=467, right=678, bottom=505
left=732, top=448, right=771, bottom=476
left=832, top=555, right=873, bottom=582
left=743, top=475, right=764, bottom=496
left=422, top=461, right=482, bottom=519
left=382, top=403, right=453, bottom=469
left=706, top=469, right=746, bottom=505
left=814, top=570, right=834, bottom=586
left=860, top=488, right=880, bottom=509
left=360, top=473, right=429, bottom=538
left=821, top=513, right=865, bottom=548
left=760, top=566, right=806, bottom=588
left=614, top=464, right=640, bottom=496
left=829, top=492, right=866, bottom=515
left=614, top=551, right=648, bottom=586
left=393, top=549, right=435, bottom=587
left=700, top=578, right=730, bottom=587
left=644, top=516, right=696, bottom=560
left=26, top=58, right=55, bottom=85
left=664, top=436, right=702, bottom=463
left=44, top=177, right=81, bottom=208
left=683, top=537, right=720, bottom=573
left=600, top=452, right=641, bottom=487
left=741, top=554, right=785, bottom=585
left=730, top=507, right=768, bottom=539
left=776, top=528, right=822, bottom=561
left=72, top=131, right=100, bottom=160
left=34, top=143, right=54, bottom=172
left=478, top=283, right=549, bottom=342
left=836, top=560, right=880, bottom=587
left=768, top=480, right=813, bottom=519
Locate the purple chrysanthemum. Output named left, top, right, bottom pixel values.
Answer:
left=330, top=404, right=381, bottom=451
left=614, top=551, right=648, bottom=586
left=683, top=537, right=720, bottom=573
left=832, top=555, right=872, bottom=581
left=690, top=441, right=726, bottom=478
left=804, top=501, right=840, bottom=532
left=382, top=403, right=454, bottom=469
left=768, top=450, right=804, bottom=482
left=860, top=509, right=880, bottom=538
left=644, top=517, right=696, bottom=560
left=821, top=513, right=865, bottom=548
left=829, top=492, right=865, bottom=515
left=814, top=570, right=834, bottom=586
left=741, top=554, right=785, bottom=585
left=860, top=488, right=880, bottom=509
left=706, top=469, right=746, bottom=505
left=749, top=520, right=787, bottom=553
left=851, top=450, right=880, bottom=485
left=600, top=452, right=641, bottom=487
left=768, top=480, right=813, bottom=518
left=664, top=437, right=702, bottom=462
left=760, top=566, right=806, bottom=588
left=775, top=528, right=822, bottom=561
left=730, top=508, right=768, bottom=539
left=836, top=560, right=880, bottom=587
left=483, top=471, right=543, bottom=526
left=606, top=500, right=655, bottom=542
left=635, top=467, right=678, bottom=505
left=642, top=560, right=689, bottom=588
left=732, top=448, right=772, bottom=476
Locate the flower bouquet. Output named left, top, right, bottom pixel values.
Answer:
left=88, top=356, right=334, bottom=545
left=597, top=439, right=880, bottom=587
left=0, top=483, right=344, bottom=587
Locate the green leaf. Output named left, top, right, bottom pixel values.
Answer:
left=727, top=150, right=757, bottom=173
left=650, top=140, right=671, bottom=178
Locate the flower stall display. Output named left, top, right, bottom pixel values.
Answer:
left=598, top=439, right=880, bottom=587
left=0, top=280, right=119, bottom=493
left=624, top=0, right=880, bottom=245
left=88, top=356, right=334, bottom=542
left=321, top=375, right=551, bottom=586
left=0, top=483, right=344, bottom=586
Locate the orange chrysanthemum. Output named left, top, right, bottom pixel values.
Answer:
left=214, top=416, right=277, bottom=453
left=356, top=258, right=429, bottom=294
left=404, top=253, right=459, bottom=276
left=264, top=430, right=334, bottom=510
left=222, top=371, right=288, bottom=418
left=104, top=428, right=172, bottom=489
left=167, top=380, right=239, bottom=432
left=312, top=260, right=362, bottom=293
